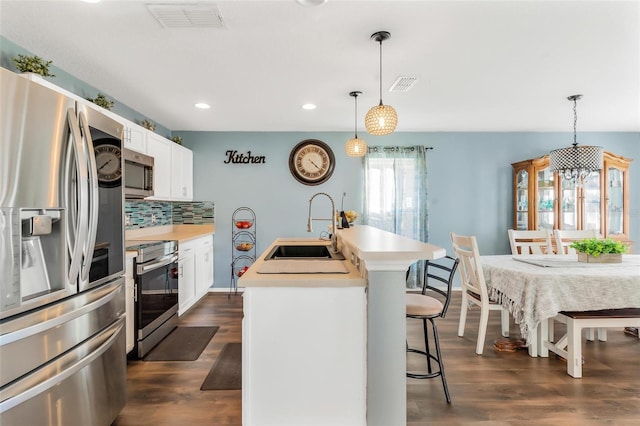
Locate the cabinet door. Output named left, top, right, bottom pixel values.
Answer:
left=124, top=124, right=146, bottom=153
left=534, top=165, right=555, bottom=230
left=146, top=133, right=172, bottom=199
left=604, top=162, right=628, bottom=239
left=178, top=252, right=196, bottom=316
left=171, top=144, right=193, bottom=201
left=514, top=168, right=529, bottom=230
left=196, top=236, right=214, bottom=297
left=581, top=171, right=602, bottom=234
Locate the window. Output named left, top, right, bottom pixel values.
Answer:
left=364, top=146, right=429, bottom=288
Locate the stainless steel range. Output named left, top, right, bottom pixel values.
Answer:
left=126, top=240, right=179, bottom=358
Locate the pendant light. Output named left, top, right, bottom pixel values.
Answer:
left=345, top=91, right=367, bottom=157
left=365, top=31, right=398, bottom=136
left=549, top=95, right=603, bottom=186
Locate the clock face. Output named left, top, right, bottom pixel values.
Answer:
left=94, top=140, right=122, bottom=187
left=289, top=139, right=335, bottom=185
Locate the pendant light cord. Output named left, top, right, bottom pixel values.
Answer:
left=354, top=93, right=359, bottom=138
left=572, top=97, right=578, bottom=147
left=378, top=39, right=383, bottom=106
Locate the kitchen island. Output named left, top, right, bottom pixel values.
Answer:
left=240, top=226, right=446, bottom=426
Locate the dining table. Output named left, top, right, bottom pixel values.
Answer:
left=480, top=254, right=640, bottom=357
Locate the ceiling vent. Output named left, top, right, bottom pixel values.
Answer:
left=146, top=3, right=225, bottom=28
left=389, top=76, right=419, bottom=92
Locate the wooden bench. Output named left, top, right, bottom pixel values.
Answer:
left=543, top=308, right=640, bottom=378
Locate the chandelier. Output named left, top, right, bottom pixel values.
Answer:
left=365, top=31, right=398, bottom=136
left=345, top=91, right=367, bottom=157
left=549, top=94, right=603, bottom=186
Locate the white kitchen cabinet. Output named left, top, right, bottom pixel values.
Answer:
left=171, top=143, right=193, bottom=201
left=123, top=122, right=147, bottom=153
left=125, top=253, right=136, bottom=355
left=145, top=133, right=172, bottom=200
left=178, top=240, right=197, bottom=315
left=195, top=235, right=214, bottom=297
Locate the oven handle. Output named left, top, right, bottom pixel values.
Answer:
left=137, top=254, right=178, bottom=275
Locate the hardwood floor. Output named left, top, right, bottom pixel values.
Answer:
left=115, top=292, right=640, bottom=426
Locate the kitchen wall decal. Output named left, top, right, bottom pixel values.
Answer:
left=224, top=150, right=266, bottom=164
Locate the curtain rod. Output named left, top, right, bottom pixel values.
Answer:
left=368, top=146, right=434, bottom=152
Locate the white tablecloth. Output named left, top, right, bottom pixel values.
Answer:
left=480, top=255, right=640, bottom=341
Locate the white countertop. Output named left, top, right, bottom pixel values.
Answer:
left=239, top=238, right=366, bottom=288
left=338, top=225, right=446, bottom=266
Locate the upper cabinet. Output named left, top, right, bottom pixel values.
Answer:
left=145, top=133, right=173, bottom=200
left=171, top=143, right=193, bottom=201
left=123, top=122, right=147, bottom=154
left=512, top=151, right=632, bottom=244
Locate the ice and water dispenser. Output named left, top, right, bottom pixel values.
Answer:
left=0, top=208, right=66, bottom=314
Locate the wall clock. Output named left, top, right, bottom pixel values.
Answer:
left=289, top=139, right=335, bottom=186
left=93, top=139, right=122, bottom=187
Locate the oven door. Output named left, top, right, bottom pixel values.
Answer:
left=135, top=254, right=178, bottom=342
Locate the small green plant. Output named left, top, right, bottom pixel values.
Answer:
left=86, top=93, right=114, bottom=110
left=13, top=54, right=55, bottom=77
left=141, top=119, right=156, bottom=131
left=170, top=136, right=183, bottom=145
left=570, top=238, right=627, bottom=257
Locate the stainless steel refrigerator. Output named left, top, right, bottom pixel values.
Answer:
left=0, top=67, right=127, bottom=425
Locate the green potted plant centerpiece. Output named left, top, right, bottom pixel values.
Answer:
left=570, top=237, right=627, bottom=263
left=13, top=54, right=56, bottom=77
left=86, top=93, right=115, bottom=110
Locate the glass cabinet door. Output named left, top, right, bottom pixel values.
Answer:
left=560, top=179, right=577, bottom=230
left=536, top=168, right=555, bottom=230
left=515, top=169, right=529, bottom=230
left=582, top=171, right=601, bottom=234
left=606, top=167, right=624, bottom=236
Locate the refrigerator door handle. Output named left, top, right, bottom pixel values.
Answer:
left=0, top=280, right=122, bottom=345
left=78, top=111, right=99, bottom=285
left=64, top=108, right=89, bottom=286
left=0, top=319, right=124, bottom=413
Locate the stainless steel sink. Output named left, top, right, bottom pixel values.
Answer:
left=265, top=244, right=345, bottom=260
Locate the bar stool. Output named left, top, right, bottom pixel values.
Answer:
left=406, top=255, right=459, bottom=403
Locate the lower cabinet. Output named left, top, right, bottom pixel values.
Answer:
left=196, top=235, right=214, bottom=297
left=178, top=235, right=214, bottom=315
left=178, top=241, right=196, bottom=316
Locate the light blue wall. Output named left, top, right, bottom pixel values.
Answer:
left=178, top=131, right=640, bottom=289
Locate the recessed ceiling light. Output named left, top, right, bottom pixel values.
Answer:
left=82, top=0, right=101, bottom=3
left=296, top=0, right=327, bottom=6
left=195, top=103, right=211, bottom=109
left=302, top=103, right=317, bottom=110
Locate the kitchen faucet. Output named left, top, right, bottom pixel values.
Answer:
left=307, top=192, right=338, bottom=253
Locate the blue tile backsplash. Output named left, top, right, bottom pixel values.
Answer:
left=125, top=200, right=214, bottom=229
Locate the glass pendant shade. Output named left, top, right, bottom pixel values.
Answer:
left=549, top=94, right=603, bottom=186
left=345, top=137, right=367, bottom=157
left=365, top=103, right=398, bottom=135
left=366, top=31, right=397, bottom=136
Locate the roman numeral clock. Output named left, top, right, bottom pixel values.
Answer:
left=288, top=139, right=335, bottom=186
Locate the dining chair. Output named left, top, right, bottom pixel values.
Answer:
left=508, top=229, right=554, bottom=255
left=406, top=255, right=459, bottom=404
left=450, top=233, right=510, bottom=355
left=554, top=229, right=599, bottom=254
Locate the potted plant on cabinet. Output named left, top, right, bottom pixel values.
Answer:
left=570, top=237, right=627, bottom=263
left=86, top=93, right=115, bottom=110
left=13, top=54, right=56, bottom=77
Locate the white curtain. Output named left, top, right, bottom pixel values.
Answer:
left=363, top=146, right=429, bottom=289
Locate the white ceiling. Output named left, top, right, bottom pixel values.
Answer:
left=1, top=0, right=639, bottom=132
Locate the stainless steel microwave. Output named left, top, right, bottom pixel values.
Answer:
left=124, top=149, right=154, bottom=198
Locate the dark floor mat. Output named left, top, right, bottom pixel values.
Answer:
left=200, top=342, right=242, bottom=390
left=143, top=326, right=219, bottom=361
